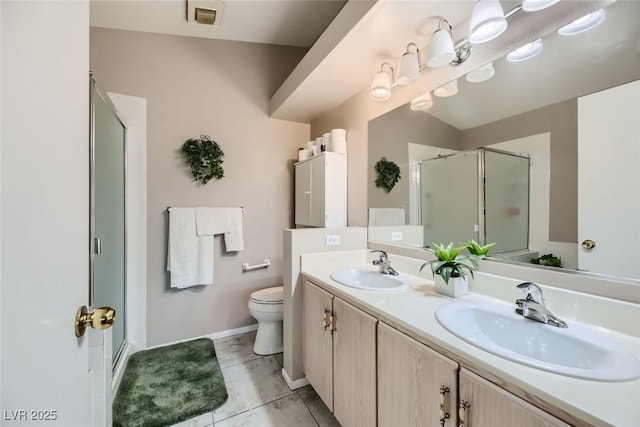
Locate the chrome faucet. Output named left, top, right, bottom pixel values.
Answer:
left=371, top=250, right=399, bottom=275
left=515, top=282, right=567, bottom=328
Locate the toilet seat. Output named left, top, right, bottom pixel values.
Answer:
left=250, top=286, right=283, bottom=305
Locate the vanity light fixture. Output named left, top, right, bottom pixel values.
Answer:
left=469, top=0, right=508, bottom=44
left=433, top=79, right=459, bottom=97
left=369, top=62, right=394, bottom=101
left=507, top=38, right=543, bottom=62
left=558, top=9, right=605, bottom=36
left=410, top=92, right=434, bottom=111
left=521, top=0, right=560, bottom=12
left=466, top=61, right=495, bottom=83
left=368, top=2, right=527, bottom=102
left=397, top=43, right=421, bottom=85
left=427, top=19, right=457, bottom=68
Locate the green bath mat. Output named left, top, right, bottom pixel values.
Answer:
left=113, top=338, right=228, bottom=427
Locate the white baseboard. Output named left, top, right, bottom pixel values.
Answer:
left=205, top=323, right=259, bottom=341
left=142, top=323, right=259, bottom=351
left=111, top=341, right=132, bottom=401
left=282, top=368, right=309, bottom=390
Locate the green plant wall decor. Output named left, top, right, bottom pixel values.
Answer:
left=375, top=157, right=401, bottom=193
left=180, top=135, right=225, bottom=185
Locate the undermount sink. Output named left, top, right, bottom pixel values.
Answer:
left=436, top=301, right=640, bottom=382
left=330, top=268, right=411, bottom=292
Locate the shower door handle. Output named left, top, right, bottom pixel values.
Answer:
left=93, top=238, right=103, bottom=254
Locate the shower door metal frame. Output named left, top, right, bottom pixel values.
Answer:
left=89, top=73, right=128, bottom=369
left=480, top=147, right=531, bottom=251
left=417, top=147, right=530, bottom=250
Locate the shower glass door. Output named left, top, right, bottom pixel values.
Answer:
left=420, top=151, right=479, bottom=247
left=92, top=79, right=127, bottom=366
left=484, top=149, right=530, bottom=253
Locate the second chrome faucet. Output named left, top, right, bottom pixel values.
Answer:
left=371, top=250, right=399, bottom=276
left=515, top=282, right=567, bottom=328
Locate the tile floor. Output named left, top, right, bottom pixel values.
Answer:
left=169, top=330, right=340, bottom=427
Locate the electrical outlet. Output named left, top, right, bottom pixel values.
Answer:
left=325, top=234, right=341, bottom=246
left=391, top=231, right=403, bottom=241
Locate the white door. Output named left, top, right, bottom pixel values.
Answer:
left=1, top=2, right=96, bottom=426
left=578, top=80, right=640, bottom=279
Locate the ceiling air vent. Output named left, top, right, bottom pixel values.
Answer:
left=187, top=0, right=224, bottom=26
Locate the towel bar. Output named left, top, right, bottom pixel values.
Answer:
left=166, top=206, right=244, bottom=213
left=242, top=259, right=270, bottom=272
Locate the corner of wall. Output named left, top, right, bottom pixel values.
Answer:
left=108, top=92, right=148, bottom=349
left=282, top=227, right=367, bottom=385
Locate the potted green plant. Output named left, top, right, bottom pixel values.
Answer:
left=531, top=253, right=563, bottom=268
left=421, top=242, right=481, bottom=298
left=465, top=239, right=496, bottom=257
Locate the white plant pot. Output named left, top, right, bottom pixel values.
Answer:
left=434, top=275, right=469, bottom=298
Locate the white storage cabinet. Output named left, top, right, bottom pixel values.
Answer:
left=295, top=152, right=346, bottom=228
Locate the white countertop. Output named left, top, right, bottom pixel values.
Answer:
left=300, top=249, right=640, bottom=427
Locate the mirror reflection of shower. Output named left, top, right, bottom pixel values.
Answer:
left=418, top=147, right=530, bottom=255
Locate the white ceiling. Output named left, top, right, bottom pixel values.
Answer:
left=90, top=0, right=346, bottom=48
left=90, top=0, right=632, bottom=124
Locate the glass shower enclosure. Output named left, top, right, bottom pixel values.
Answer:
left=419, top=148, right=530, bottom=253
left=90, top=76, right=127, bottom=367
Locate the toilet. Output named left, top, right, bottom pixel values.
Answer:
left=248, top=286, right=284, bottom=355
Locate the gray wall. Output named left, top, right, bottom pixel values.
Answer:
left=461, top=99, right=577, bottom=243
left=91, top=28, right=310, bottom=346
left=368, top=106, right=462, bottom=223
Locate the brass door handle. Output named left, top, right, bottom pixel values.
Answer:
left=582, top=239, right=596, bottom=250
left=75, top=305, right=115, bottom=337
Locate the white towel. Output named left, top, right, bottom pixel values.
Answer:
left=194, top=207, right=244, bottom=251
left=167, top=208, right=214, bottom=288
left=368, top=208, right=406, bottom=226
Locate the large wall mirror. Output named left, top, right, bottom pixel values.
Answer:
left=368, top=0, right=640, bottom=282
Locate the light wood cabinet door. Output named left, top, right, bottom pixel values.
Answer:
left=459, top=368, right=570, bottom=427
left=303, top=280, right=334, bottom=411
left=333, top=297, right=377, bottom=427
left=378, top=322, right=459, bottom=427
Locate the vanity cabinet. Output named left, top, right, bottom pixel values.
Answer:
left=303, top=280, right=377, bottom=427
left=459, top=368, right=570, bottom=427
left=295, top=152, right=346, bottom=228
left=377, top=322, right=458, bottom=427
left=303, top=277, right=574, bottom=427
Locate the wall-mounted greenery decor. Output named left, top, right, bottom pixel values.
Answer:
left=180, top=135, right=225, bottom=185
left=374, top=157, right=401, bottom=193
